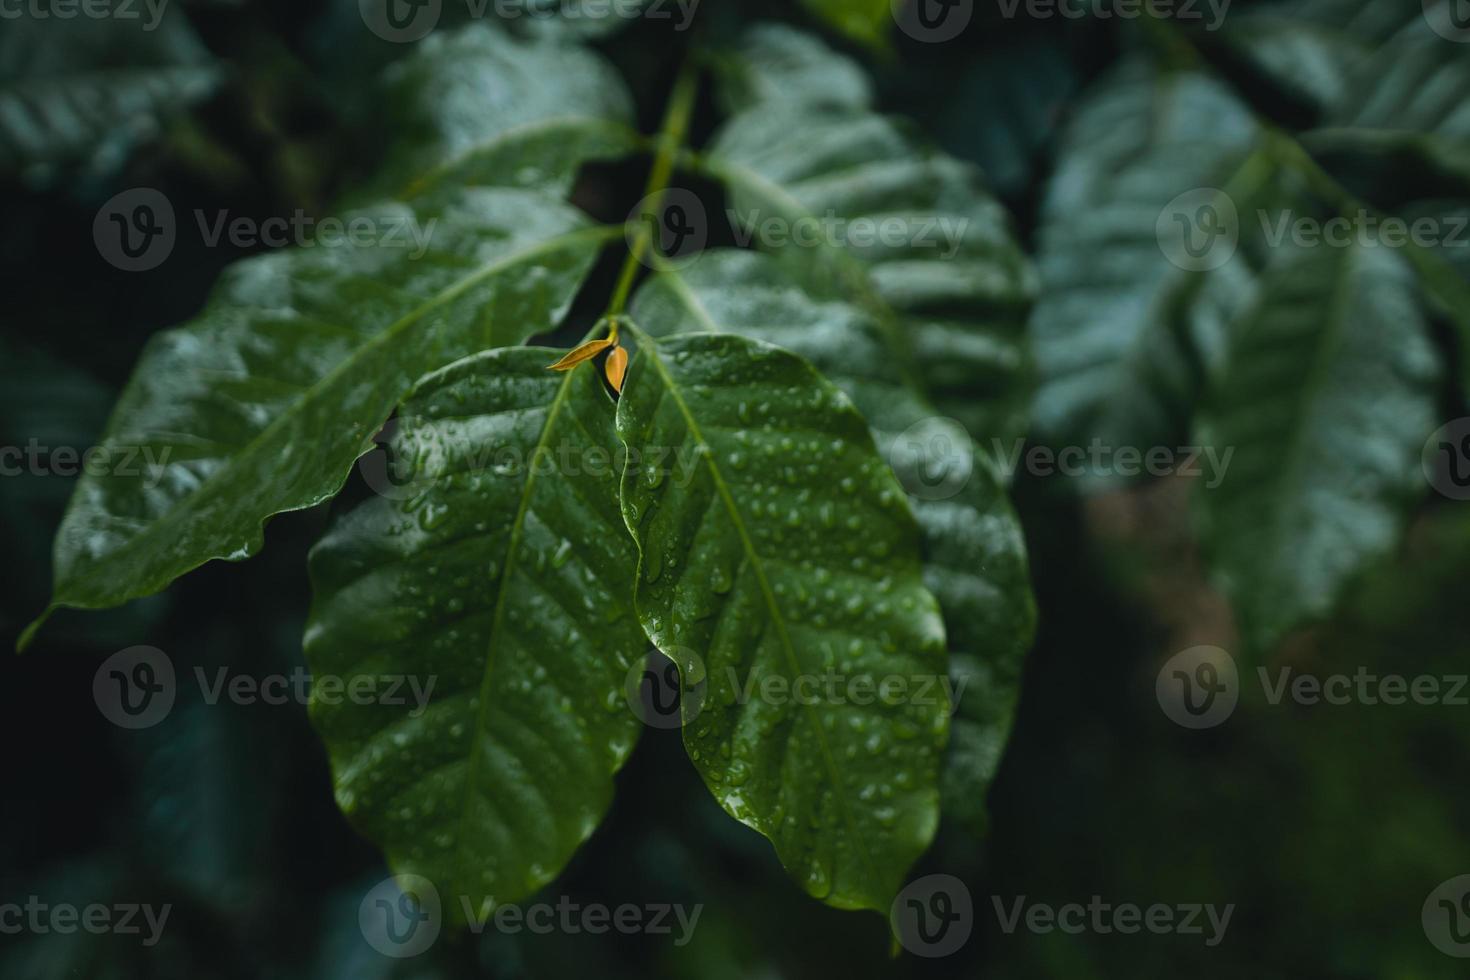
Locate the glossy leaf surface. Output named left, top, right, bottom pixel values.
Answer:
left=616, top=330, right=949, bottom=913
left=306, top=349, right=644, bottom=917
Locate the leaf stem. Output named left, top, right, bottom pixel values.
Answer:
left=604, top=54, right=702, bottom=327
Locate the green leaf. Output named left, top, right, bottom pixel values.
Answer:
left=27, top=26, right=633, bottom=643
left=615, top=329, right=949, bottom=913
left=1314, top=30, right=1470, bottom=185
left=304, top=348, right=644, bottom=918
left=1028, top=62, right=1273, bottom=462
left=712, top=22, right=874, bottom=115
left=940, top=652, right=1019, bottom=839
left=705, top=29, right=1035, bottom=447
left=360, top=26, right=641, bottom=202
left=1195, top=242, right=1441, bottom=652
left=1219, top=0, right=1423, bottom=115
left=798, top=0, right=892, bottom=48
left=0, top=13, right=219, bottom=188
left=1221, top=2, right=1470, bottom=182
left=629, top=250, right=1035, bottom=837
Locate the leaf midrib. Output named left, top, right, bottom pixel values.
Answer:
left=451, top=361, right=581, bottom=903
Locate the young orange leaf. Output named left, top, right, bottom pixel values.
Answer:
left=605, top=345, right=629, bottom=392
left=547, top=337, right=615, bottom=371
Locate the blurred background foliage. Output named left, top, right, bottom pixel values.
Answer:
left=3, top=0, right=1469, bottom=977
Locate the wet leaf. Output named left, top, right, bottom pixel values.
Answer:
left=305, top=348, right=643, bottom=920
left=616, top=330, right=949, bottom=914
left=27, top=26, right=633, bottom=643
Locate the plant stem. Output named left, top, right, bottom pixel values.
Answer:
left=604, top=54, right=702, bottom=329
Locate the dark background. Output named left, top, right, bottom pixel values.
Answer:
left=4, top=1, right=1469, bottom=976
